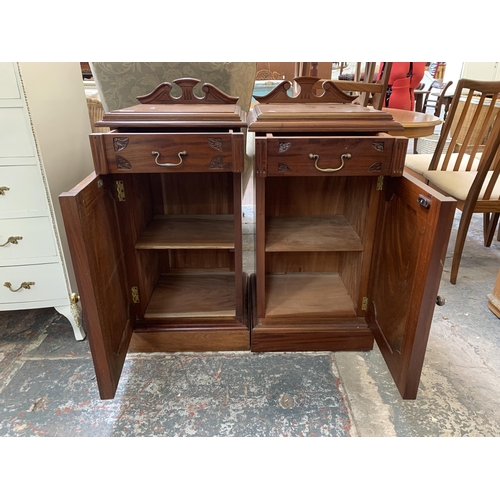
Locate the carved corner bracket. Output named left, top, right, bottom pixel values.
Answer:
left=253, top=77, right=357, bottom=104
left=136, top=78, right=239, bottom=105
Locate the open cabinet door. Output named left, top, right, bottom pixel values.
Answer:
left=60, top=172, right=133, bottom=399
left=367, top=172, right=456, bottom=399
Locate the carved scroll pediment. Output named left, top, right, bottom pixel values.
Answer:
left=136, top=78, right=239, bottom=105
left=253, top=77, right=357, bottom=104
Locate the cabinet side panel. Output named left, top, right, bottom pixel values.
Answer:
left=114, top=174, right=158, bottom=317
left=90, top=134, right=108, bottom=175
left=339, top=177, right=379, bottom=310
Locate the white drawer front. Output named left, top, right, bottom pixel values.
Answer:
left=0, top=63, right=21, bottom=100
left=0, top=262, right=67, bottom=304
left=0, top=107, right=36, bottom=162
left=0, top=217, right=57, bottom=263
left=0, top=165, right=49, bottom=215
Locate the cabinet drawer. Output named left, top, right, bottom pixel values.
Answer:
left=0, top=262, right=67, bottom=305
left=94, top=132, right=244, bottom=174
left=0, top=107, right=37, bottom=164
left=0, top=217, right=57, bottom=263
left=261, top=136, right=397, bottom=176
left=0, top=165, right=49, bottom=215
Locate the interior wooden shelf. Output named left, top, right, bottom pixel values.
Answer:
left=265, top=272, right=357, bottom=318
left=144, top=272, right=236, bottom=319
left=265, top=215, right=363, bottom=252
left=135, top=214, right=234, bottom=250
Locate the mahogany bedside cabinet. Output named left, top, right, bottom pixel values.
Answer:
left=60, top=79, right=250, bottom=399
left=247, top=77, right=457, bottom=399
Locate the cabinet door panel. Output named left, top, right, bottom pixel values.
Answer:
left=368, top=172, right=456, bottom=399
left=60, top=172, right=132, bottom=399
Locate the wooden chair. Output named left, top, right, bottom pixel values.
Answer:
left=423, top=80, right=453, bottom=119
left=300, top=62, right=392, bottom=110
left=408, top=79, right=500, bottom=284
left=336, top=62, right=392, bottom=109
left=404, top=79, right=500, bottom=183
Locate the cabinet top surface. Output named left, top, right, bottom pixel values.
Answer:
left=97, top=103, right=247, bottom=129
left=248, top=103, right=404, bottom=133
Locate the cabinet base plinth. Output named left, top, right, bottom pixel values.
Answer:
left=129, top=323, right=250, bottom=352
left=250, top=322, right=374, bottom=352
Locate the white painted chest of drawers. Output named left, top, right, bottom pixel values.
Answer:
left=0, top=62, right=94, bottom=339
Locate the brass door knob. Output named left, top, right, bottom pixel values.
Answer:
left=436, top=296, right=445, bottom=306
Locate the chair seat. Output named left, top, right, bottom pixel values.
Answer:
left=405, top=152, right=482, bottom=176
left=424, top=170, right=500, bottom=202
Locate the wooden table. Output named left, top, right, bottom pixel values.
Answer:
left=384, top=107, right=442, bottom=139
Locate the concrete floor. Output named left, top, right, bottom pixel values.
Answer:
left=244, top=210, right=500, bottom=437
left=1, top=211, right=499, bottom=439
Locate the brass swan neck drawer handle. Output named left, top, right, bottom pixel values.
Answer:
left=1, top=236, right=23, bottom=247
left=4, top=281, right=35, bottom=292
left=309, top=153, right=351, bottom=172
left=151, top=150, right=187, bottom=167
left=0, top=186, right=10, bottom=195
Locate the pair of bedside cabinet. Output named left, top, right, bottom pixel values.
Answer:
left=60, top=77, right=456, bottom=400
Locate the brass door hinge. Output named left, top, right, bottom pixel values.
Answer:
left=131, top=286, right=140, bottom=304
left=116, top=180, right=125, bottom=201
left=376, top=176, right=384, bottom=191
left=362, top=297, right=369, bottom=311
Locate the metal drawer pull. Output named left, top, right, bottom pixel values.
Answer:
left=4, top=281, right=35, bottom=292
left=151, top=150, right=187, bottom=167
left=1, top=236, right=23, bottom=247
left=309, top=153, right=351, bottom=172
left=0, top=186, right=10, bottom=195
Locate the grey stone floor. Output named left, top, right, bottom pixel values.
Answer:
left=336, top=210, right=500, bottom=437
left=0, top=212, right=499, bottom=440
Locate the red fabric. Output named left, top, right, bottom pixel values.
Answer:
left=388, top=78, right=412, bottom=110
left=383, top=62, right=426, bottom=111
left=387, top=62, right=411, bottom=85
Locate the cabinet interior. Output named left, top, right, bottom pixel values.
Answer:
left=114, top=171, right=240, bottom=323
left=263, top=175, right=378, bottom=319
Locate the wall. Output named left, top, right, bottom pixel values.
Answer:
left=461, top=62, right=500, bottom=81
left=18, top=62, right=95, bottom=293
